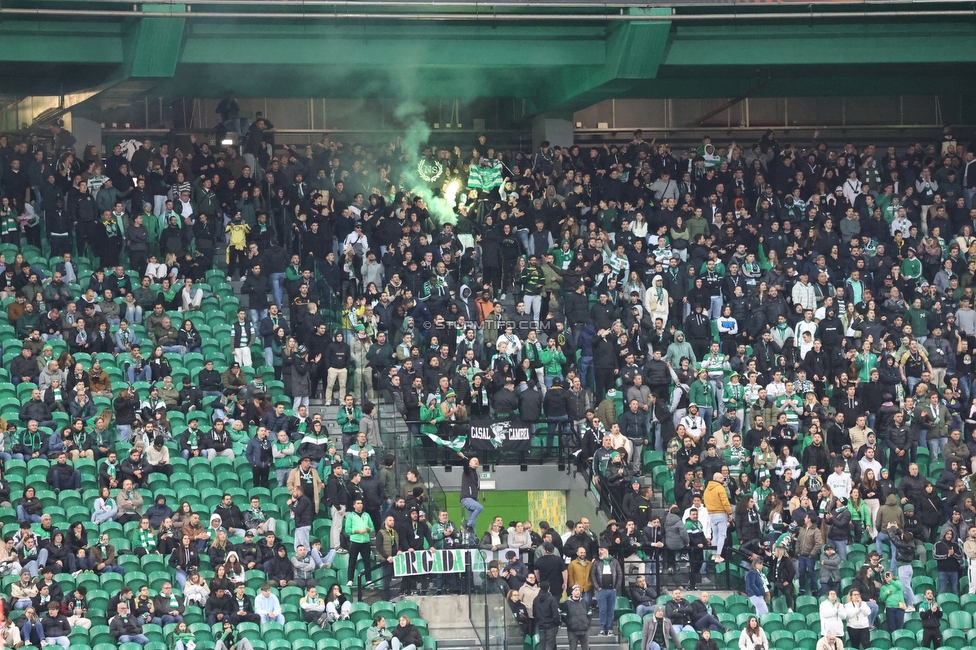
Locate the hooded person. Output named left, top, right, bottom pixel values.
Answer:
left=644, top=275, right=670, bottom=325
left=665, top=331, right=696, bottom=367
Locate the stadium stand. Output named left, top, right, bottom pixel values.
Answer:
left=0, top=110, right=973, bottom=650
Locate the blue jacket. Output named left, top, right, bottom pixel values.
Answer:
left=43, top=432, right=66, bottom=458
left=745, top=569, right=766, bottom=598
left=244, top=435, right=272, bottom=468
left=577, top=325, right=597, bottom=358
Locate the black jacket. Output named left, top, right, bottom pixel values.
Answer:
left=41, top=613, right=71, bottom=638
left=543, top=386, right=569, bottom=419
left=325, top=340, right=350, bottom=369
left=563, top=596, right=591, bottom=633
left=533, top=589, right=562, bottom=631
left=326, top=473, right=347, bottom=511
left=290, top=494, right=313, bottom=528
left=241, top=273, right=271, bottom=310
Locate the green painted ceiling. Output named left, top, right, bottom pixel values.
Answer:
left=0, top=2, right=972, bottom=117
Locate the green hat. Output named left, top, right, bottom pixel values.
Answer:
left=903, top=503, right=915, bottom=511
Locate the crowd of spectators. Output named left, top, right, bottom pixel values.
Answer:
left=0, top=115, right=973, bottom=650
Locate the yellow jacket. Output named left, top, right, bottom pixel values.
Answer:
left=703, top=480, right=732, bottom=515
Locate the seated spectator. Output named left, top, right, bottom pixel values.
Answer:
left=16, top=487, right=42, bottom=523
left=143, top=437, right=172, bottom=477
left=116, top=479, right=144, bottom=525
left=0, top=538, right=22, bottom=578
left=266, top=545, right=295, bottom=588
left=299, top=586, right=326, bottom=624
left=169, top=534, right=200, bottom=589
left=254, top=583, right=285, bottom=624
left=12, top=421, right=46, bottom=461
left=10, top=570, right=36, bottom=609
left=46, top=452, right=81, bottom=493
left=90, top=533, right=125, bottom=575
left=392, top=615, right=424, bottom=650
left=119, top=448, right=149, bottom=487
left=642, top=605, right=680, bottom=650
left=171, top=622, right=196, bottom=650
left=215, top=619, right=257, bottom=650
left=18, top=607, right=44, bottom=646
left=109, top=601, right=149, bottom=646
left=324, top=583, right=351, bottom=624
left=151, top=582, right=185, bottom=626
left=183, top=572, right=210, bottom=608
left=738, top=616, right=768, bottom=650
left=40, top=601, right=70, bottom=648
left=291, top=544, right=317, bottom=588
left=62, top=586, right=91, bottom=630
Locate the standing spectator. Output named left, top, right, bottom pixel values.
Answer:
left=745, top=558, right=770, bottom=615
left=918, top=589, right=944, bottom=649
left=844, top=589, right=872, bottom=650
left=343, top=497, right=373, bottom=588
left=703, top=473, right=731, bottom=562
left=797, top=514, right=823, bottom=595
left=245, top=427, right=273, bottom=488
left=819, top=590, right=846, bottom=639
left=288, top=484, right=313, bottom=552
left=820, top=544, right=842, bottom=595
left=562, top=584, right=591, bottom=650
left=590, top=545, right=621, bottom=636
left=534, top=581, right=561, bottom=650
left=934, top=528, right=962, bottom=594
left=459, top=455, right=484, bottom=532
left=879, top=571, right=907, bottom=632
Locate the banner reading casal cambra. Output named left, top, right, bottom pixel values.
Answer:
left=467, top=419, right=533, bottom=451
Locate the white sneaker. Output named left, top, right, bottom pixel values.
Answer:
left=226, top=275, right=232, bottom=282
left=346, top=580, right=353, bottom=587
left=240, top=276, right=246, bottom=282
left=905, top=605, right=915, bottom=612
left=499, top=293, right=507, bottom=300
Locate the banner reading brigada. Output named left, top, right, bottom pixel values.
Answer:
left=393, top=549, right=468, bottom=577
left=468, top=419, right=532, bottom=451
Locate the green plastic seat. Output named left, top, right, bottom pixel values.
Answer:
left=949, top=611, right=973, bottom=631
left=891, top=629, right=916, bottom=650
left=332, top=621, right=357, bottom=642
left=943, top=630, right=967, bottom=650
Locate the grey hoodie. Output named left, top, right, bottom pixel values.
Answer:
left=664, top=511, right=689, bottom=550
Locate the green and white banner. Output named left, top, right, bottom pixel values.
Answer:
left=394, top=549, right=468, bottom=577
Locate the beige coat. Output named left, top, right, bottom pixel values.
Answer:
left=287, top=467, right=324, bottom=513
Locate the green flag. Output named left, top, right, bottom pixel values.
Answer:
left=467, top=165, right=502, bottom=191
left=426, top=432, right=467, bottom=452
